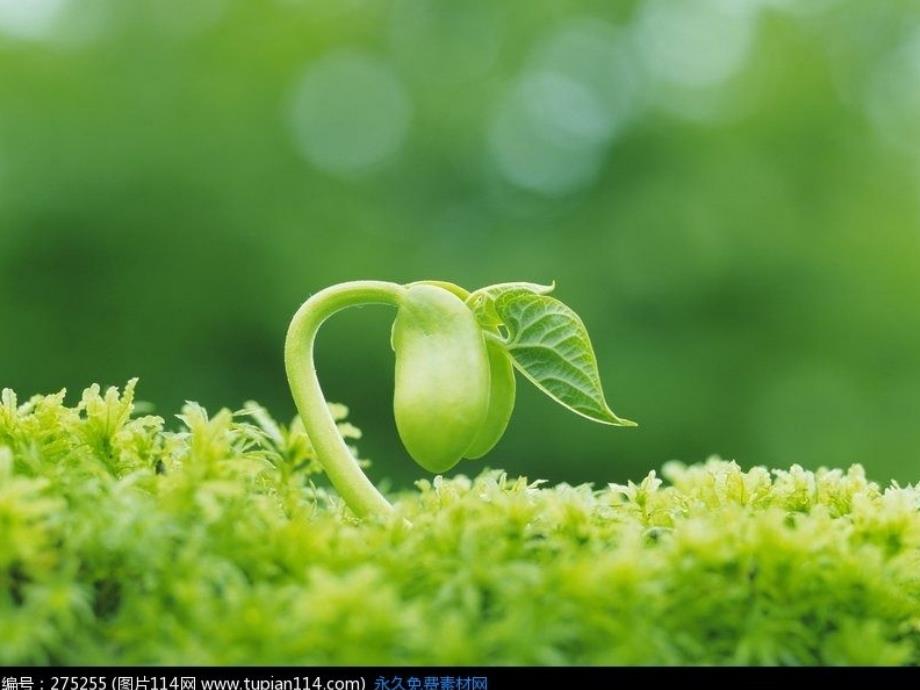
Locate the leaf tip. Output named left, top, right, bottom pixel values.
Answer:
left=601, top=410, right=638, bottom=428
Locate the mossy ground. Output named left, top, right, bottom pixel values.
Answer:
left=2, top=381, right=920, bottom=665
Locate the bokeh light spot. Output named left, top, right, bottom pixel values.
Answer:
left=532, top=17, right=640, bottom=134
left=635, top=0, right=756, bottom=89
left=0, top=0, right=66, bottom=40
left=866, top=27, right=920, bottom=151
left=489, top=72, right=607, bottom=196
left=489, top=18, right=637, bottom=196
left=288, top=51, right=412, bottom=177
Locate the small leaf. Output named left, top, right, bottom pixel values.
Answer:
left=469, top=281, right=555, bottom=301
left=468, top=281, right=555, bottom=328
left=491, top=290, right=636, bottom=427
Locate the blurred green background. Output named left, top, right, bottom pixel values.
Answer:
left=2, top=0, right=919, bottom=487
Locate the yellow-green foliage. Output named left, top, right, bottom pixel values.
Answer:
left=2, top=381, right=920, bottom=665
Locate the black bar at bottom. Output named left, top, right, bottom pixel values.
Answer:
left=0, top=666, right=912, bottom=688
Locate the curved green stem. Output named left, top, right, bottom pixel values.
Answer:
left=285, top=280, right=406, bottom=518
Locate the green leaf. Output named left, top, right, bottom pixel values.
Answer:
left=469, top=281, right=555, bottom=301
left=468, top=281, right=555, bottom=328
left=490, top=290, right=636, bottom=427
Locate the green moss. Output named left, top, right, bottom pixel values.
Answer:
left=2, top=381, right=920, bottom=665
